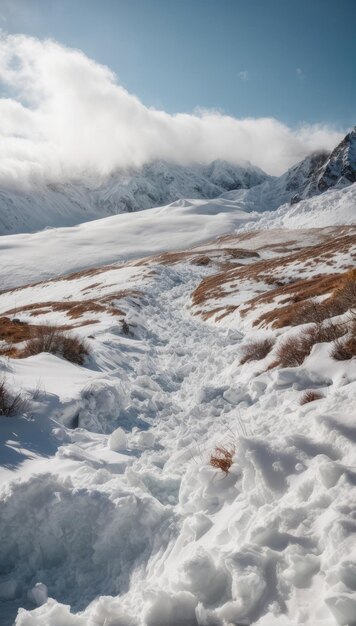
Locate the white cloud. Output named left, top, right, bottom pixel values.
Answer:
left=239, top=70, right=249, bottom=81
left=0, top=33, right=344, bottom=187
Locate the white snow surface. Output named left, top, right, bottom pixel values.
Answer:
left=0, top=159, right=267, bottom=235
left=0, top=224, right=356, bottom=626
left=1, top=183, right=355, bottom=291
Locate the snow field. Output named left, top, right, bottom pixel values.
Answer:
left=0, top=233, right=356, bottom=625
left=0, top=183, right=355, bottom=291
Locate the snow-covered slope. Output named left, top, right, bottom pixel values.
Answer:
left=0, top=182, right=355, bottom=291
left=0, top=160, right=267, bottom=235
left=1, top=226, right=356, bottom=626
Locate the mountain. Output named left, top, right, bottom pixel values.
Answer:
left=0, top=160, right=267, bottom=235
left=290, top=125, right=356, bottom=203
left=221, top=126, right=356, bottom=213
left=0, top=128, right=354, bottom=236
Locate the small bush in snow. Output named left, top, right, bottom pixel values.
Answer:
left=22, top=326, right=89, bottom=365
left=300, top=390, right=324, bottom=405
left=332, top=268, right=356, bottom=311
left=240, top=338, right=274, bottom=364
left=209, top=446, right=235, bottom=474
left=0, top=376, right=28, bottom=417
left=275, top=332, right=314, bottom=367
left=331, top=317, right=356, bottom=361
left=275, top=321, right=347, bottom=368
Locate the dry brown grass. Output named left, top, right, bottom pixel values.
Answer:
left=21, top=326, right=89, bottom=365
left=274, top=320, right=349, bottom=368
left=209, top=446, right=235, bottom=474
left=2, top=293, right=132, bottom=320
left=331, top=319, right=356, bottom=360
left=275, top=332, right=315, bottom=367
left=0, top=316, right=96, bottom=357
left=300, top=390, right=324, bottom=405
left=257, top=267, right=356, bottom=329
left=192, top=228, right=356, bottom=325
left=240, top=338, right=275, bottom=364
left=0, top=376, right=29, bottom=417
left=0, top=317, right=32, bottom=344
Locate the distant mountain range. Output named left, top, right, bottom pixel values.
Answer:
left=0, top=127, right=354, bottom=235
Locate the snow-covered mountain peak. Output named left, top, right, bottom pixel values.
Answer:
left=317, top=125, right=356, bottom=191
left=0, top=159, right=268, bottom=235
left=289, top=126, right=356, bottom=203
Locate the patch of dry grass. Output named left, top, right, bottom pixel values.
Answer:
left=240, top=338, right=275, bottom=364
left=275, top=331, right=315, bottom=367
left=300, top=390, right=324, bottom=405
left=21, top=326, right=89, bottom=365
left=331, top=319, right=356, bottom=360
left=209, top=446, right=235, bottom=474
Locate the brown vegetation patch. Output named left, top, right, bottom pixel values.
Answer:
left=192, top=255, right=211, bottom=266
left=81, top=282, right=102, bottom=292
left=0, top=317, right=32, bottom=344
left=300, top=390, right=324, bottom=405
left=134, top=245, right=259, bottom=271
left=275, top=333, right=313, bottom=368
left=331, top=319, right=356, bottom=360
left=209, top=446, right=235, bottom=474
left=274, top=321, right=348, bottom=368
left=21, top=326, right=89, bottom=365
left=2, top=290, right=140, bottom=321
left=0, top=316, right=97, bottom=357
left=192, top=231, right=356, bottom=321
left=240, top=338, right=275, bottom=364
left=256, top=267, right=356, bottom=329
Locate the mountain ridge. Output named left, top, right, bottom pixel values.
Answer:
left=0, top=160, right=267, bottom=235
left=0, top=127, right=355, bottom=236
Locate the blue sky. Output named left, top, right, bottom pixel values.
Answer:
left=0, top=0, right=355, bottom=129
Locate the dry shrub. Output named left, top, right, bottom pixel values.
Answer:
left=300, top=390, right=324, bottom=405
left=331, top=317, right=356, bottom=361
left=22, top=326, right=89, bottom=365
left=331, top=337, right=356, bottom=360
left=332, top=268, right=356, bottom=310
left=291, top=300, right=336, bottom=326
left=209, top=446, right=235, bottom=474
left=313, top=320, right=347, bottom=342
left=240, top=338, right=275, bottom=364
left=275, top=321, right=348, bottom=368
left=293, top=270, right=356, bottom=327
left=0, top=376, right=29, bottom=417
left=275, top=332, right=315, bottom=367
left=193, top=255, right=211, bottom=266
left=256, top=267, right=356, bottom=330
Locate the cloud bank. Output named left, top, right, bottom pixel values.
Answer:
left=0, top=33, right=344, bottom=188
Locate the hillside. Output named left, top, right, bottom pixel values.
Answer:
left=0, top=160, right=267, bottom=235
left=1, top=181, right=355, bottom=290
left=0, top=223, right=356, bottom=626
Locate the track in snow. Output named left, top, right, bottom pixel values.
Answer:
left=2, top=262, right=356, bottom=626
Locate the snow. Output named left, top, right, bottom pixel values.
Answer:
left=0, top=130, right=356, bottom=625
left=1, top=183, right=355, bottom=291
left=0, top=159, right=267, bottom=235
left=1, top=234, right=356, bottom=626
